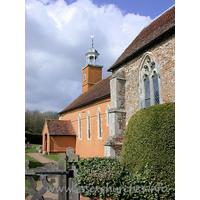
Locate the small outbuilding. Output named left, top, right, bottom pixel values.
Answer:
left=42, top=119, right=76, bottom=155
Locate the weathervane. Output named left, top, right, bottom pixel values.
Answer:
left=91, top=35, right=94, bottom=48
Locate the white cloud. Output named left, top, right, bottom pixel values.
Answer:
left=25, top=0, right=151, bottom=112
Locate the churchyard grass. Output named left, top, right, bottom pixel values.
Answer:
left=43, top=154, right=59, bottom=162
left=25, top=155, right=44, bottom=168
left=25, top=155, right=43, bottom=196
left=25, top=143, right=40, bottom=153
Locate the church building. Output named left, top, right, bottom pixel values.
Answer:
left=104, top=5, right=175, bottom=159
left=42, top=5, right=175, bottom=159
left=42, top=37, right=111, bottom=157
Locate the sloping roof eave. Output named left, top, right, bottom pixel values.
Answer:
left=107, top=25, right=175, bottom=72
left=46, top=119, right=76, bottom=136
left=107, top=5, right=175, bottom=72
left=58, top=75, right=111, bottom=115
left=58, top=93, right=110, bottom=115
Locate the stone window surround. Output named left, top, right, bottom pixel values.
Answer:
left=138, top=52, right=162, bottom=109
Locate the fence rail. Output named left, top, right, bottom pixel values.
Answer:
left=25, top=147, right=79, bottom=200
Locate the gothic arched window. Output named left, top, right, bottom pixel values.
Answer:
left=97, top=108, right=102, bottom=139
left=138, top=53, right=162, bottom=109
left=78, top=114, right=82, bottom=140
left=87, top=112, right=91, bottom=140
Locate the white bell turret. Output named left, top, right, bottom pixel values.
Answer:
left=85, top=35, right=100, bottom=66
left=82, top=35, right=103, bottom=93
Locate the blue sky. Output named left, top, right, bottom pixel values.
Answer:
left=65, top=0, right=175, bottom=19
left=25, top=0, right=175, bottom=112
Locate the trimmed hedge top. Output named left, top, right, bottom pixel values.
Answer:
left=121, top=102, right=175, bottom=190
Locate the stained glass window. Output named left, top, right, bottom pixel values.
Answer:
left=153, top=72, right=160, bottom=105
left=139, top=54, right=161, bottom=109
left=144, top=75, right=151, bottom=107
left=151, top=63, right=155, bottom=70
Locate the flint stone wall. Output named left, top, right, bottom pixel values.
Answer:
left=108, top=33, right=175, bottom=159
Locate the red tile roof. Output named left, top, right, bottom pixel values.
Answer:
left=46, top=119, right=76, bottom=136
left=108, top=5, right=175, bottom=72
left=58, top=75, right=111, bottom=114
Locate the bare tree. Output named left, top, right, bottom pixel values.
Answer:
left=25, top=110, right=59, bottom=134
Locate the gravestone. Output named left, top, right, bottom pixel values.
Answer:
left=36, top=145, right=42, bottom=150
left=26, top=142, right=32, bottom=149
left=66, top=147, right=79, bottom=163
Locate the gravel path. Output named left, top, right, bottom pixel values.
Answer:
left=26, top=153, right=56, bottom=165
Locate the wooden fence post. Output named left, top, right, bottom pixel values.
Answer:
left=66, top=147, right=79, bottom=200
left=57, top=153, right=67, bottom=200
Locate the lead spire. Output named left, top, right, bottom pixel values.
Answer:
left=91, top=35, right=94, bottom=48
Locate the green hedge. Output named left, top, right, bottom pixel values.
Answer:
left=75, top=157, right=124, bottom=199
left=75, top=157, right=173, bottom=199
left=25, top=132, right=42, bottom=144
left=121, top=102, right=175, bottom=195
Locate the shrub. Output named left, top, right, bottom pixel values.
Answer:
left=25, top=132, right=42, bottom=144
left=75, top=157, right=125, bottom=199
left=121, top=102, right=175, bottom=196
left=75, top=157, right=174, bottom=199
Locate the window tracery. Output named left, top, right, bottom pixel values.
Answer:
left=138, top=52, right=161, bottom=109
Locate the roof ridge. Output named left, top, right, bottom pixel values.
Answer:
left=107, top=5, right=175, bottom=72
left=144, top=4, right=175, bottom=29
